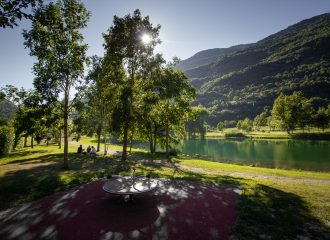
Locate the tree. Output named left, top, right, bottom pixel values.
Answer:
left=22, top=0, right=90, bottom=168
left=0, top=0, right=43, bottom=28
left=259, top=112, right=268, bottom=127
left=271, top=92, right=309, bottom=134
left=2, top=85, right=50, bottom=149
left=217, top=121, right=224, bottom=131
left=242, top=118, right=253, bottom=131
left=103, top=9, right=163, bottom=160
left=236, top=120, right=243, bottom=130
left=253, top=115, right=261, bottom=130
left=313, top=107, right=329, bottom=132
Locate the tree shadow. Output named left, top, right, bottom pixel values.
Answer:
left=232, top=184, right=330, bottom=239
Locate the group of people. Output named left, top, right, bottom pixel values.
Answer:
left=77, top=145, right=97, bottom=154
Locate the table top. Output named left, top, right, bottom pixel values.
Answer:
left=103, top=176, right=158, bottom=195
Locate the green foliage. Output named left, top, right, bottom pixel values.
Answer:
left=169, top=147, right=181, bottom=156
left=185, top=105, right=209, bottom=139
left=103, top=9, right=163, bottom=160
left=0, top=126, right=15, bottom=156
left=224, top=132, right=247, bottom=138
left=23, top=0, right=91, bottom=168
left=271, top=92, right=312, bottom=133
left=217, top=121, right=224, bottom=131
left=313, top=107, right=329, bottom=132
left=183, top=14, right=330, bottom=126
left=0, top=100, right=16, bottom=120
left=0, top=0, right=43, bottom=28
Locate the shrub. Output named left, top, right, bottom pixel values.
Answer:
left=169, top=148, right=181, bottom=156
left=0, top=126, right=15, bottom=157
left=224, top=132, right=247, bottom=138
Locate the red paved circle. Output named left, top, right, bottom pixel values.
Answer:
left=0, top=178, right=241, bottom=240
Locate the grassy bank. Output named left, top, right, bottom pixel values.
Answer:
left=205, top=127, right=330, bottom=140
left=1, top=143, right=329, bottom=239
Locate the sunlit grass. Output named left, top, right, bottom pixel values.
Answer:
left=1, top=142, right=330, bottom=238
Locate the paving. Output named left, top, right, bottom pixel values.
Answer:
left=0, top=178, right=242, bottom=240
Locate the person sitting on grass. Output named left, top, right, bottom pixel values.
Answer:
left=87, top=145, right=91, bottom=153
left=78, top=145, right=83, bottom=154
left=91, top=146, right=96, bottom=154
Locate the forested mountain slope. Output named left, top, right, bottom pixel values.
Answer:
left=174, top=44, right=253, bottom=71
left=185, top=13, right=330, bottom=126
left=0, top=100, right=16, bottom=120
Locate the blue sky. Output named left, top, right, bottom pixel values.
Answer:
left=1, top=0, right=330, bottom=92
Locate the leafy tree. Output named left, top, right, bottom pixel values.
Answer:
left=236, top=120, right=243, bottom=130
left=271, top=92, right=310, bottom=134
left=253, top=115, right=261, bottom=130
left=0, top=125, right=15, bottom=156
left=313, top=107, right=329, bottom=132
left=242, top=118, right=253, bottom=131
left=2, top=85, right=50, bottom=149
left=22, top=0, right=90, bottom=168
left=217, top=121, right=224, bottom=131
left=103, top=9, right=162, bottom=160
left=259, top=112, right=268, bottom=126
left=157, top=59, right=196, bottom=157
left=0, top=0, right=43, bottom=28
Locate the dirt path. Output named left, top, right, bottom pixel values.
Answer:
left=69, top=142, right=330, bottom=184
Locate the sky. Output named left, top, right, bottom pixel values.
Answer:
left=1, top=0, right=330, bottom=92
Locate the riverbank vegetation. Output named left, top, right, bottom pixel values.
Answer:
left=0, top=143, right=329, bottom=239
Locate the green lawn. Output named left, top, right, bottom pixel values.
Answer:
left=205, top=127, right=330, bottom=140
left=1, top=142, right=330, bottom=239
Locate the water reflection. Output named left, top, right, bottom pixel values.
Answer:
left=112, top=137, right=330, bottom=172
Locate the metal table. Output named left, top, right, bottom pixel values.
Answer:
left=103, top=168, right=158, bottom=201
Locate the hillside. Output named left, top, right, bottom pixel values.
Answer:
left=174, top=44, right=253, bottom=71
left=0, top=100, right=16, bottom=120
left=185, top=13, right=330, bottom=126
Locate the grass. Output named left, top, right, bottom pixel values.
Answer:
left=1, top=142, right=330, bottom=239
left=205, top=127, right=330, bottom=140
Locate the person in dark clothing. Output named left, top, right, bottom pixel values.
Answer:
left=78, top=145, right=83, bottom=154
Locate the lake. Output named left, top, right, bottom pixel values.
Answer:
left=110, top=137, right=330, bottom=172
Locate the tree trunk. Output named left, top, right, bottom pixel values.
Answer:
left=153, top=125, right=157, bottom=153
left=122, top=123, right=129, bottom=160
left=103, top=105, right=107, bottom=155
left=63, top=91, right=69, bottom=169
left=59, top=128, right=61, bottom=149
left=24, top=137, right=27, bottom=147
left=130, top=130, right=133, bottom=153
left=31, top=135, right=33, bottom=148
left=149, top=125, right=153, bottom=153
left=97, top=134, right=100, bottom=152
left=166, top=121, right=169, bottom=158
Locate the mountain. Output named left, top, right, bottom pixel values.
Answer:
left=174, top=44, right=254, bottom=71
left=0, top=100, right=16, bottom=120
left=184, top=13, right=330, bottom=126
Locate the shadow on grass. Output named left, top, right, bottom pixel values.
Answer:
left=2, top=149, right=49, bottom=160
left=0, top=153, right=122, bottom=212
left=232, top=184, right=330, bottom=240
left=292, top=132, right=330, bottom=140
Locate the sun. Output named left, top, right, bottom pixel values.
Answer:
left=142, top=34, right=151, bottom=43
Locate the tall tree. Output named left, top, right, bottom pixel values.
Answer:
left=157, top=59, right=196, bottom=158
left=271, top=92, right=309, bottom=134
left=103, top=9, right=163, bottom=160
left=22, top=0, right=90, bottom=168
left=313, top=107, right=329, bottom=132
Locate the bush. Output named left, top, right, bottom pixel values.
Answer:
left=224, top=132, right=247, bottom=138
left=0, top=126, right=15, bottom=157
left=169, top=148, right=181, bottom=156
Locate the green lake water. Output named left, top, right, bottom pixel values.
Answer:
left=111, top=138, right=330, bottom=172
